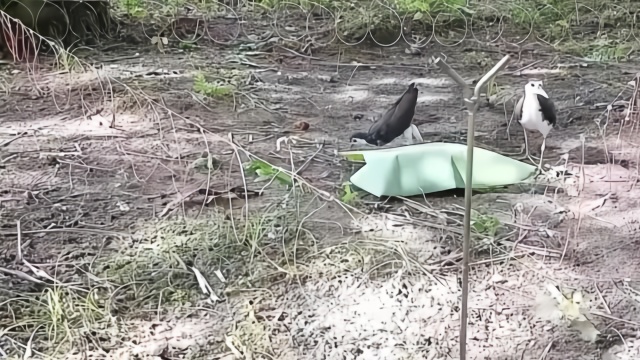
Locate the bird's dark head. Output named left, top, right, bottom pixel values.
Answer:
left=350, top=132, right=374, bottom=145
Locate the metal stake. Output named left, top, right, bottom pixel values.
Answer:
left=434, top=54, right=511, bottom=360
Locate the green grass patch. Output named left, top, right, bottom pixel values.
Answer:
left=116, top=0, right=147, bottom=17
left=252, top=0, right=334, bottom=10
left=1, top=286, right=109, bottom=356
left=394, top=0, right=466, bottom=13
left=111, top=0, right=638, bottom=61
left=0, top=208, right=317, bottom=357
left=0, top=202, right=425, bottom=357
left=193, top=72, right=234, bottom=98
left=564, top=41, right=635, bottom=62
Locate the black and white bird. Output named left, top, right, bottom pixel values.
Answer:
left=350, top=82, right=423, bottom=146
left=514, top=80, right=557, bottom=172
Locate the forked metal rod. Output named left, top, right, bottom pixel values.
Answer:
left=435, top=54, right=511, bottom=360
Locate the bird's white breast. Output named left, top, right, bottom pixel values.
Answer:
left=520, top=93, right=553, bottom=137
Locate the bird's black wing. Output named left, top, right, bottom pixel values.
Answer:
left=537, top=94, right=557, bottom=126
left=367, top=105, right=394, bottom=137
left=386, top=86, right=418, bottom=137
left=368, top=84, right=418, bottom=144
left=391, top=82, right=416, bottom=106
left=367, top=83, right=416, bottom=135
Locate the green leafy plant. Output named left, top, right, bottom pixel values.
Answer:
left=471, top=211, right=502, bottom=237
left=193, top=73, right=233, bottom=98
left=246, top=159, right=293, bottom=186
left=340, top=182, right=359, bottom=204
left=563, top=40, right=633, bottom=62
left=395, top=0, right=467, bottom=13
left=117, top=0, right=146, bottom=17
left=179, top=41, right=196, bottom=51
left=586, top=43, right=633, bottom=62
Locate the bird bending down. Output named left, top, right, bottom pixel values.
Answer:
left=350, top=82, right=422, bottom=146
left=514, top=80, right=557, bottom=173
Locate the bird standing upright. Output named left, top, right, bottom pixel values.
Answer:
left=350, top=82, right=422, bottom=146
left=514, top=80, right=557, bottom=173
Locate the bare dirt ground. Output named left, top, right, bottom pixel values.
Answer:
left=2, top=13, right=640, bottom=360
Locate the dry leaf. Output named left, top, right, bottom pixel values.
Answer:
left=602, top=348, right=621, bottom=360
left=225, top=336, right=244, bottom=358
left=536, top=284, right=599, bottom=342
left=214, top=269, right=227, bottom=283
left=571, top=319, right=600, bottom=342
left=293, top=121, right=310, bottom=131
left=535, top=292, right=563, bottom=321
left=191, top=267, right=221, bottom=303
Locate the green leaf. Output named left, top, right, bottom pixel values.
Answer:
left=472, top=213, right=501, bottom=237
left=339, top=152, right=365, bottom=162
left=341, top=183, right=359, bottom=204
left=246, top=159, right=292, bottom=186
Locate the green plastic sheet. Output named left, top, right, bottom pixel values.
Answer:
left=341, top=142, right=536, bottom=197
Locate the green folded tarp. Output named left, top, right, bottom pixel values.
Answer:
left=341, top=142, right=536, bottom=197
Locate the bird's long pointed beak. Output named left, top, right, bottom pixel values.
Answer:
left=535, top=87, right=549, bottom=98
